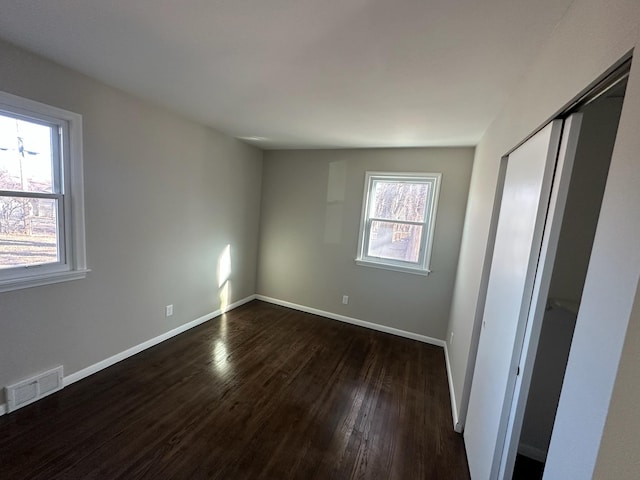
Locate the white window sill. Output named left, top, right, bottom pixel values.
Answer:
left=355, top=259, right=431, bottom=276
left=0, top=269, right=90, bottom=293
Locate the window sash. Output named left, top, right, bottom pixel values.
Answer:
left=0, top=193, right=66, bottom=274
left=364, top=219, right=426, bottom=266
left=367, top=217, right=426, bottom=227
left=368, top=179, right=431, bottom=223
left=0, top=90, right=87, bottom=292
left=356, top=172, right=441, bottom=275
left=0, top=190, right=61, bottom=200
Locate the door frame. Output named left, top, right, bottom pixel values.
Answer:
left=457, top=56, right=632, bottom=432
left=456, top=155, right=509, bottom=432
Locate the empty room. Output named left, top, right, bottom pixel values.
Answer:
left=1, top=1, right=640, bottom=479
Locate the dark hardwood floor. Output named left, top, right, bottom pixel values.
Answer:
left=0, top=300, right=470, bottom=479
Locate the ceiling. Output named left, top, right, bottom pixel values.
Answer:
left=0, top=0, right=574, bottom=149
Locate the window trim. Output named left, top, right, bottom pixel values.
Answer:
left=355, top=171, right=441, bottom=276
left=0, top=91, right=88, bottom=292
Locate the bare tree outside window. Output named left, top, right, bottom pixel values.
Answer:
left=0, top=91, right=87, bottom=292
left=368, top=181, right=430, bottom=263
left=357, top=172, right=441, bottom=275
left=0, top=115, right=59, bottom=268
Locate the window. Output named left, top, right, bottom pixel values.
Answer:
left=356, top=172, right=441, bottom=275
left=0, top=91, right=87, bottom=292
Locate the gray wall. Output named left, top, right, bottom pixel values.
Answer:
left=519, top=309, right=577, bottom=460
left=257, top=148, right=473, bottom=340
left=548, top=97, right=624, bottom=304
left=0, top=40, right=263, bottom=403
left=445, top=0, right=640, bottom=477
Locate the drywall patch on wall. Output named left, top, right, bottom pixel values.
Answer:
left=257, top=148, right=473, bottom=341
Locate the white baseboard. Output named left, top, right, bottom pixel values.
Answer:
left=2, top=294, right=450, bottom=419
left=444, top=342, right=461, bottom=432
left=518, top=442, right=547, bottom=463
left=255, top=296, right=461, bottom=429
left=221, top=294, right=256, bottom=314
left=0, top=295, right=256, bottom=417
left=255, top=295, right=445, bottom=347
left=64, top=294, right=256, bottom=386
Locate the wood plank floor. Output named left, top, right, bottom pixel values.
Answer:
left=0, top=301, right=470, bottom=479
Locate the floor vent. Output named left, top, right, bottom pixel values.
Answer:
left=5, top=366, right=64, bottom=413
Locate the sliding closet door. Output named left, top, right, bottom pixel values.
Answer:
left=464, top=120, right=563, bottom=479
left=498, top=113, right=583, bottom=478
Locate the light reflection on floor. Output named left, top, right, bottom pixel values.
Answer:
left=212, top=338, right=231, bottom=376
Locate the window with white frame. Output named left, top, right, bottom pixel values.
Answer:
left=0, top=91, right=87, bottom=292
left=356, top=172, right=441, bottom=275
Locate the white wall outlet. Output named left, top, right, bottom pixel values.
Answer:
left=450, top=331, right=454, bottom=344
left=342, top=295, right=349, bottom=305
left=165, top=304, right=173, bottom=317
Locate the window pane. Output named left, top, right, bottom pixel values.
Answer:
left=0, top=114, right=54, bottom=193
left=367, top=220, right=423, bottom=263
left=371, top=181, right=430, bottom=222
left=0, top=196, right=59, bottom=268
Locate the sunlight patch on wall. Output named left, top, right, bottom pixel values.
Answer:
left=218, top=244, right=231, bottom=287
left=219, top=281, right=232, bottom=313
left=217, top=244, right=232, bottom=312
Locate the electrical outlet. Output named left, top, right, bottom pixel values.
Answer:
left=342, top=295, right=349, bottom=305
left=165, top=304, right=173, bottom=317
left=450, top=332, right=454, bottom=344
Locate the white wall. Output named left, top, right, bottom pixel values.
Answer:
left=257, top=148, right=473, bottom=341
left=0, top=39, right=263, bottom=405
left=593, top=281, right=640, bottom=479
left=445, top=0, right=640, bottom=477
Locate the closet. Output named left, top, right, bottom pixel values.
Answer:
left=464, top=63, right=628, bottom=480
